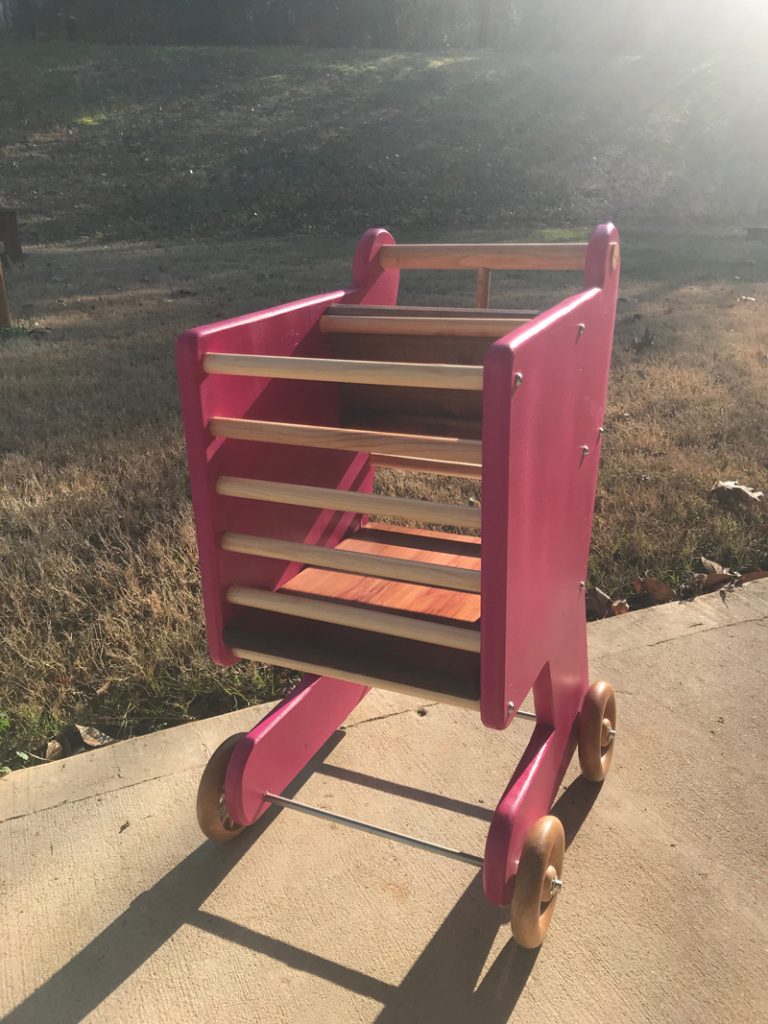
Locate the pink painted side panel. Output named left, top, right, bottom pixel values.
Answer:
left=480, top=224, right=620, bottom=731
left=176, top=229, right=401, bottom=667
left=481, top=224, right=620, bottom=904
left=224, top=675, right=368, bottom=825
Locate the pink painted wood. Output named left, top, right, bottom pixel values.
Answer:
left=176, top=230, right=399, bottom=666
left=179, top=223, right=620, bottom=914
left=224, top=674, right=368, bottom=826
left=481, top=223, right=620, bottom=904
left=177, top=231, right=399, bottom=827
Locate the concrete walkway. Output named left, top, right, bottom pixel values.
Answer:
left=2, top=583, right=767, bottom=1024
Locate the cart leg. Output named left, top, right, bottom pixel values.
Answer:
left=220, top=675, right=369, bottom=829
left=483, top=721, right=575, bottom=906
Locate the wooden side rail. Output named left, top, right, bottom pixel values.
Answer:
left=228, top=639, right=480, bottom=710
left=222, top=532, right=481, bottom=593
left=319, top=314, right=527, bottom=337
left=378, top=242, right=587, bottom=271
left=216, top=477, right=482, bottom=530
left=209, top=418, right=483, bottom=464
left=227, top=586, right=481, bottom=653
left=369, top=453, right=482, bottom=478
left=325, top=304, right=539, bottom=319
left=203, top=353, right=483, bottom=391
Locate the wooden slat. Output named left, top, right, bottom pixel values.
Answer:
left=370, top=453, right=482, bottom=479
left=209, top=417, right=483, bottom=464
left=203, top=352, right=483, bottom=391
left=326, top=303, right=538, bottom=318
left=227, top=586, right=481, bottom=653
left=230, top=643, right=479, bottom=710
left=222, top=532, right=481, bottom=593
left=378, top=242, right=587, bottom=271
left=216, top=476, right=482, bottom=530
left=475, top=268, right=491, bottom=308
left=319, top=314, right=526, bottom=338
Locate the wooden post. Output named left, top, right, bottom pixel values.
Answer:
left=476, top=268, right=491, bottom=308
left=0, top=247, right=11, bottom=329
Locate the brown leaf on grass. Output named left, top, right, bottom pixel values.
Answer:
left=700, top=572, right=739, bottom=593
left=585, top=586, right=613, bottom=618
left=700, top=556, right=725, bottom=574
left=611, top=599, right=630, bottom=615
left=633, top=575, right=676, bottom=603
left=710, top=480, right=764, bottom=507
left=75, top=724, right=116, bottom=749
left=737, top=570, right=768, bottom=585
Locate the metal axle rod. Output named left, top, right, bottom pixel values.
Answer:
left=264, top=792, right=484, bottom=869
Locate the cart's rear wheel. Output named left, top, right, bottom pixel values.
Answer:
left=510, top=815, right=565, bottom=948
left=197, top=732, right=247, bottom=842
left=578, top=680, right=616, bottom=782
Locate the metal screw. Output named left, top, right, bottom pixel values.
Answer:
left=577, top=323, right=586, bottom=337
left=550, top=876, right=564, bottom=896
left=508, top=701, right=516, bottom=715
left=598, top=426, right=605, bottom=435
left=607, top=727, right=616, bottom=739
left=514, top=372, right=524, bottom=387
left=580, top=580, right=586, bottom=591
left=581, top=445, right=590, bottom=456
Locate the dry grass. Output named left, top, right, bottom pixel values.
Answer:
left=2, top=228, right=766, bottom=769
left=0, top=41, right=767, bottom=769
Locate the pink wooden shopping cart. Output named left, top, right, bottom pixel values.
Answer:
left=177, top=223, right=620, bottom=948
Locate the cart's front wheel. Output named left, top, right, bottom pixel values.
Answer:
left=197, top=732, right=247, bottom=842
left=578, top=680, right=617, bottom=782
left=510, top=815, right=565, bottom=948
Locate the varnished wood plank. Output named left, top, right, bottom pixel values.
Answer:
left=326, top=303, right=539, bottom=319
left=221, top=532, right=481, bottom=592
left=320, top=314, right=527, bottom=337
left=209, top=417, right=483, bottom=464
left=215, top=477, right=482, bottom=530
left=377, top=242, right=587, bottom=271
left=227, top=585, right=481, bottom=652
left=202, top=352, right=483, bottom=391
left=369, top=454, right=482, bottom=478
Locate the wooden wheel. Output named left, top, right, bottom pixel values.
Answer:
left=578, top=680, right=617, bottom=782
left=510, top=815, right=565, bottom=948
left=196, top=732, right=247, bottom=842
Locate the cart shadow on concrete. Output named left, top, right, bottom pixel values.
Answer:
left=3, top=734, right=601, bottom=1024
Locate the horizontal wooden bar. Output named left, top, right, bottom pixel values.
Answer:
left=216, top=477, right=482, bottom=530
left=370, top=453, right=482, bottom=479
left=203, top=352, right=483, bottom=391
left=326, top=303, right=539, bottom=319
left=230, top=644, right=479, bottom=710
left=209, top=417, right=483, bottom=464
left=319, top=314, right=526, bottom=338
left=222, top=532, right=481, bottom=593
left=227, top=586, right=481, bottom=653
left=378, top=242, right=587, bottom=271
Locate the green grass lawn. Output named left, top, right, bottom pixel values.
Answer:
left=0, top=40, right=766, bottom=770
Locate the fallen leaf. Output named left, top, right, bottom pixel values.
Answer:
left=700, top=556, right=724, bottom=574
left=701, top=572, right=739, bottom=593
left=710, top=480, right=764, bottom=507
left=611, top=599, right=630, bottom=615
left=737, top=570, right=768, bottom=585
left=634, top=575, right=676, bottom=603
left=45, top=739, right=65, bottom=760
left=75, top=724, right=116, bottom=749
left=585, top=586, right=613, bottom=618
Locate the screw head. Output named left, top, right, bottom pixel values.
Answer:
left=580, top=580, right=586, bottom=591
left=581, top=445, right=590, bottom=456
left=514, top=372, right=524, bottom=387
left=598, top=426, right=605, bottom=435
left=577, top=323, right=586, bottom=336
left=507, top=701, right=516, bottom=715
